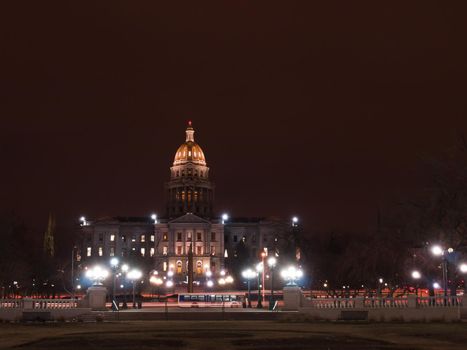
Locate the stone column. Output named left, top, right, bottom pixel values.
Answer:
left=282, top=285, right=302, bottom=311
left=87, top=285, right=108, bottom=311
left=407, top=295, right=417, bottom=308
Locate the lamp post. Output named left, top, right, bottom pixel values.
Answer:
left=149, top=272, right=163, bottom=300
left=127, top=269, right=142, bottom=309
left=267, top=256, right=277, bottom=310
left=256, top=262, right=264, bottom=308
left=242, top=268, right=256, bottom=308
left=85, top=265, right=109, bottom=286
left=459, top=263, right=467, bottom=292
left=260, top=252, right=266, bottom=301
left=110, top=257, right=119, bottom=307
left=431, top=245, right=453, bottom=298
left=411, top=270, right=421, bottom=297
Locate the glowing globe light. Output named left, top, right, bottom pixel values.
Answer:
left=431, top=245, right=443, bottom=256
left=110, top=257, right=119, bottom=267
left=127, top=269, right=143, bottom=281
left=242, top=268, right=256, bottom=280
left=433, top=282, right=441, bottom=289
left=166, top=280, right=174, bottom=288
left=460, top=263, right=467, bottom=274
left=207, top=280, right=214, bottom=288
left=411, top=270, right=421, bottom=280
left=225, top=276, right=234, bottom=284
left=280, top=266, right=303, bottom=286
left=267, top=257, right=277, bottom=267
left=85, top=265, right=109, bottom=285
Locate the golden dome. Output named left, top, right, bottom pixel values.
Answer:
left=173, top=122, right=207, bottom=166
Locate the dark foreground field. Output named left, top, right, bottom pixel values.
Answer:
left=1, top=321, right=467, bottom=350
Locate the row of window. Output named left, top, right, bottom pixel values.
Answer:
left=174, top=168, right=205, bottom=177
left=92, top=233, right=155, bottom=243
left=174, top=245, right=216, bottom=256
left=174, top=232, right=216, bottom=242
left=226, top=234, right=278, bottom=243
left=86, top=246, right=156, bottom=258
left=162, top=260, right=216, bottom=274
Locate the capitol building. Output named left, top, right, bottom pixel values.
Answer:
left=79, top=122, right=298, bottom=281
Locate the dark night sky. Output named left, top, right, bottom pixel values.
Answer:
left=1, top=2, right=467, bottom=234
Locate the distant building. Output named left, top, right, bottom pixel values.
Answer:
left=78, top=122, right=298, bottom=281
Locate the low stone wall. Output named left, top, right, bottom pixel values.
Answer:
left=299, top=306, right=460, bottom=322
left=283, top=286, right=466, bottom=322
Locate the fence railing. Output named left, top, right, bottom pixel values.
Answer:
left=304, top=295, right=463, bottom=309
left=417, top=296, right=462, bottom=308
left=0, top=299, right=23, bottom=309
left=0, top=298, right=78, bottom=309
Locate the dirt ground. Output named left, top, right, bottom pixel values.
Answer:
left=1, top=320, right=467, bottom=350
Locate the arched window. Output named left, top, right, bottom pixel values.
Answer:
left=196, top=261, right=203, bottom=275
left=176, top=260, right=182, bottom=274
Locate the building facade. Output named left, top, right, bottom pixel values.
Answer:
left=79, top=122, right=297, bottom=281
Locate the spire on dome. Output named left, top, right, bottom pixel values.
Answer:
left=186, top=121, right=195, bottom=142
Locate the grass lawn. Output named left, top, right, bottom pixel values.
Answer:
left=1, top=320, right=467, bottom=349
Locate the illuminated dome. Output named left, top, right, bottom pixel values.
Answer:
left=173, top=121, right=207, bottom=166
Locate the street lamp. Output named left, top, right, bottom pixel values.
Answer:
left=411, top=270, right=421, bottom=297
left=256, top=262, right=264, bottom=308
left=79, top=216, right=87, bottom=226
left=460, top=263, right=467, bottom=274
left=85, top=265, right=109, bottom=286
left=127, top=269, right=142, bottom=308
left=110, top=258, right=119, bottom=309
left=267, top=256, right=277, bottom=310
left=430, top=245, right=453, bottom=298
left=149, top=274, right=163, bottom=299
left=222, top=213, right=229, bottom=224
left=292, top=216, right=299, bottom=227
left=242, top=268, right=256, bottom=308
left=280, top=266, right=303, bottom=286
left=459, top=263, right=467, bottom=292
left=151, top=214, right=157, bottom=224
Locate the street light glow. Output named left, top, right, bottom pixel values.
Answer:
left=459, top=263, right=467, bottom=273
left=433, top=282, right=441, bottom=289
left=150, top=276, right=163, bottom=286
left=166, top=280, right=174, bottom=288
left=121, top=264, right=129, bottom=272
left=280, top=266, right=303, bottom=285
left=85, top=265, right=109, bottom=285
left=242, top=268, right=256, bottom=280
left=207, top=280, right=214, bottom=288
left=411, top=270, right=421, bottom=279
left=267, top=257, right=277, bottom=267
left=110, top=257, right=119, bottom=267
left=127, top=269, right=142, bottom=280
left=151, top=214, right=157, bottom=223
left=431, top=245, right=443, bottom=256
